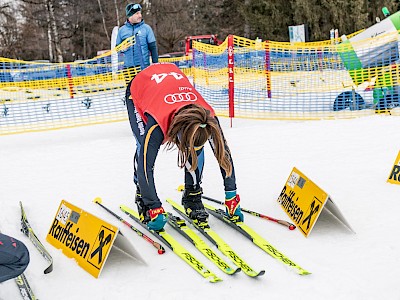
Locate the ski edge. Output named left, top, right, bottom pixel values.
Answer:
left=204, top=203, right=311, bottom=276
left=166, top=211, right=240, bottom=275
left=119, top=205, right=222, bottom=283
left=19, top=201, right=53, bottom=274
left=166, top=198, right=265, bottom=278
left=15, top=273, right=37, bottom=300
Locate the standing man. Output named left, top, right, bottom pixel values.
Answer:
left=116, top=3, right=158, bottom=83
left=0, top=233, right=30, bottom=283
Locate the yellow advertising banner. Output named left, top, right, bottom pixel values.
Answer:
left=277, top=167, right=329, bottom=237
left=387, top=151, right=400, bottom=185
left=46, top=200, right=118, bottom=278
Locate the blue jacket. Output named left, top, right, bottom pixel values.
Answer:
left=116, top=20, right=157, bottom=69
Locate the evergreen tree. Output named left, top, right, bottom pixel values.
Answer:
left=238, top=0, right=294, bottom=41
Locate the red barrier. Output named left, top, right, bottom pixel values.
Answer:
left=265, top=40, right=272, bottom=99
left=227, top=35, right=234, bottom=126
left=66, top=64, right=74, bottom=99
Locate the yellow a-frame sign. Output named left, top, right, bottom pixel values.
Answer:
left=277, top=167, right=354, bottom=237
left=387, top=151, right=400, bottom=185
left=47, top=200, right=144, bottom=278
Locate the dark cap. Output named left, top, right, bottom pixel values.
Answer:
left=126, top=3, right=142, bottom=18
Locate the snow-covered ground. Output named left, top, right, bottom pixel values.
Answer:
left=0, top=114, right=399, bottom=300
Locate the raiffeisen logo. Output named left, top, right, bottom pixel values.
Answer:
left=389, top=165, right=400, bottom=182
left=277, top=186, right=304, bottom=224
left=387, top=151, right=400, bottom=185
left=48, top=219, right=90, bottom=258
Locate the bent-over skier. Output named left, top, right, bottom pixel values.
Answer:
left=126, top=62, right=244, bottom=231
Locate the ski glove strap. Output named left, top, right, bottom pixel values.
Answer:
left=225, top=195, right=244, bottom=222
left=149, top=207, right=165, bottom=221
left=147, top=207, right=168, bottom=231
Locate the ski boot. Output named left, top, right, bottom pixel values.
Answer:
left=135, top=187, right=150, bottom=224
left=182, top=186, right=209, bottom=226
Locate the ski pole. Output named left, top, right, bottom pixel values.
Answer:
left=201, top=195, right=296, bottom=231
left=176, top=185, right=295, bottom=230
left=93, top=197, right=165, bottom=254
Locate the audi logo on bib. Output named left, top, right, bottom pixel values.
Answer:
left=164, top=92, right=197, bottom=104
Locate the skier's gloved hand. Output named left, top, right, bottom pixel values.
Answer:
left=147, top=207, right=168, bottom=231
left=225, top=192, right=244, bottom=222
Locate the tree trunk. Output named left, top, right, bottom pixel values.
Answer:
left=46, top=0, right=63, bottom=62
left=83, top=27, right=87, bottom=59
left=149, top=0, right=158, bottom=38
left=44, top=2, right=54, bottom=62
left=97, top=0, right=110, bottom=41
left=113, top=0, right=120, bottom=27
left=243, top=0, right=250, bottom=38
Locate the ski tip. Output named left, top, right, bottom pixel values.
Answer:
left=93, top=197, right=102, bottom=204
left=209, top=276, right=223, bottom=283
left=44, top=264, right=53, bottom=274
left=246, top=269, right=266, bottom=277
left=231, top=267, right=241, bottom=275
left=299, top=270, right=312, bottom=275
left=177, top=184, right=184, bottom=192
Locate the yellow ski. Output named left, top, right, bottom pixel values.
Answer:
left=120, top=205, right=222, bottom=283
left=167, top=212, right=240, bottom=275
left=167, top=198, right=265, bottom=277
left=203, top=202, right=311, bottom=275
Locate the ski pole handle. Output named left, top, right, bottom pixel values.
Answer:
left=93, top=197, right=165, bottom=254
left=201, top=195, right=296, bottom=231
